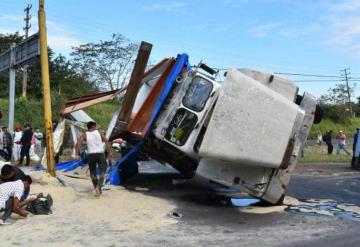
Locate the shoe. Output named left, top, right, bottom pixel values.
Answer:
left=0, top=219, right=10, bottom=225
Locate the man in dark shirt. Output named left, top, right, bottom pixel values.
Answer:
left=2, top=126, right=12, bottom=161
left=0, top=164, right=25, bottom=183
left=18, top=124, right=33, bottom=166
left=0, top=164, right=30, bottom=201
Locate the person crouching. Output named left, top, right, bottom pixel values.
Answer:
left=0, top=175, right=32, bottom=225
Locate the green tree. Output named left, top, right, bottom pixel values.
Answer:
left=0, top=32, right=23, bottom=53
left=318, top=82, right=357, bottom=122
left=318, top=82, right=356, bottom=105
left=0, top=31, right=101, bottom=126
left=71, top=33, right=138, bottom=90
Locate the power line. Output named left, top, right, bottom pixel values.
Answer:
left=209, top=68, right=360, bottom=80
left=274, top=72, right=344, bottom=78
left=273, top=72, right=360, bottom=80
left=295, top=79, right=360, bottom=82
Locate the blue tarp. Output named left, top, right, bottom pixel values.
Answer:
left=108, top=53, right=190, bottom=185
left=36, top=159, right=87, bottom=172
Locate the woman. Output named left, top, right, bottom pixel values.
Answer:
left=12, top=125, right=23, bottom=161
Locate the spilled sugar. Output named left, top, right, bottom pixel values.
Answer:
left=0, top=170, right=178, bottom=246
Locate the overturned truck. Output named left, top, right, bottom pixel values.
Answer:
left=107, top=53, right=321, bottom=204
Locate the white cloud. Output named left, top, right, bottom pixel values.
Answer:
left=246, top=2, right=360, bottom=58
left=250, top=22, right=283, bottom=37
left=222, top=0, right=249, bottom=8
left=142, top=2, right=186, bottom=12
left=47, top=33, right=81, bottom=54
left=277, top=24, right=322, bottom=39
left=326, top=15, right=360, bottom=57
left=0, top=14, right=23, bottom=22
left=45, top=21, right=82, bottom=54
left=0, top=15, right=82, bottom=55
left=0, top=27, right=19, bottom=35
left=328, top=0, right=360, bottom=12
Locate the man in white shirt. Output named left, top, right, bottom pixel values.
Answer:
left=34, top=128, right=43, bottom=155
left=13, top=126, right=23, bottom=161
left=0, top=175, right=32, bottom=225
left=75, top=121, right=112, bottom=197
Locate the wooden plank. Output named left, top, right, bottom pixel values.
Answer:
left=61, top=94, right=117, bottom=114
left=61, top=88, right=126, bottom=114
left=111, top=41, right=152, bottom=138
left=66, top=88, right=125, bottom=105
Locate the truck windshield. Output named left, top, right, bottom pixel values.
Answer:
left=183, top=76, right=213, bottom=112
left=165, top=108, right=198, bottom=146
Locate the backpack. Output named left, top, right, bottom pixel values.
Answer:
left=26, top=193, right=53, bottom=215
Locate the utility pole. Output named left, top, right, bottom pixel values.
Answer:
left=39, top=0, right=56, bottom=177
left=341, top=68, right=353, bottom=117
left=22, top=4, right=32, bottom=99
left=8, top=45, right=16, bottom=134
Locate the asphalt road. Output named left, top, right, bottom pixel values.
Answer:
left=120, top=161, right=360, bottom=247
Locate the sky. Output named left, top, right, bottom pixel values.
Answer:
left=1, top=0, right=360, bottom=99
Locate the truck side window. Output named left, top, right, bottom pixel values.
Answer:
left=165, top=108, right=198, bottom=146
left=183, top=76, right=213, bottom=112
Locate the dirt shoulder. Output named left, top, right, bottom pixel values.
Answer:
left=294, top=162, right=359, bottom=177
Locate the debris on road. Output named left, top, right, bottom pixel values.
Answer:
left=169, top=211, right=182, bottom=220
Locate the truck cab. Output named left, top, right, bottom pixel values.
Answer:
left=152, top=70, right=221, bottom=159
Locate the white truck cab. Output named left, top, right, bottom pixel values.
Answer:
left=153, top=71, right=221, bottom=159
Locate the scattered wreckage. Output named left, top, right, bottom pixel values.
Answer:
left=61, top=48, right=322, bottom=204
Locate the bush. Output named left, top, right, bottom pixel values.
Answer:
left=310, top=117, right=360, bottom=139
left=320, top=104, right=350, bottom=123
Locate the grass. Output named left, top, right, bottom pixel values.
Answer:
left=309, top=117, right=360, bottom=139
left=0, top=98, right=44, bottom=129
left=299, top=144, right=352, bottom=163
left=84, top=100, right=120, bottom=129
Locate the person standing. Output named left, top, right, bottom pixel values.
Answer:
left=337, top=130, right=351, bottom=155
left=2, top=127, right=12, bottom=161
left=75, top=121, right=112, bottom=197
left=352, top=128, right=360, bottom=169
left=0, top=127, right=4, bottom=160
left=317, top=131, right=323, bottom=145
left=18, top=124, right=33, bottom=166
left=12, top=126, right=23, bottom=161
left=33, top=128, right=43, bottom=155
left=324, top=130, right=333, bottom=155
